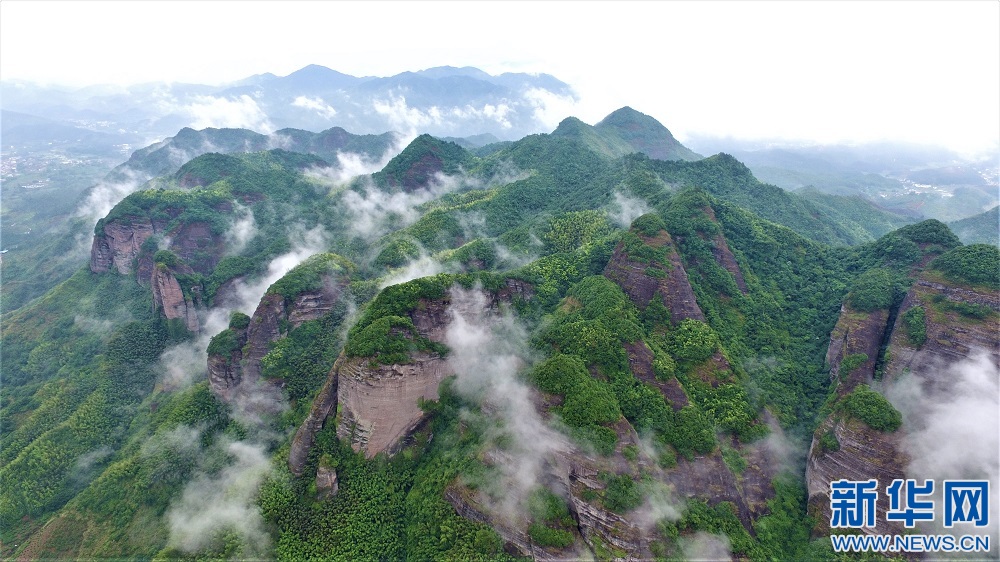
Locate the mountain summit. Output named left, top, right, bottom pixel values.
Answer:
left=596, top=106, right=701, bottom=162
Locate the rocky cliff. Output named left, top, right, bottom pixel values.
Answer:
left=339, top=280, right=532, bottom=458
left=90, top=218, right=158, bottom=275
left=603, top=227, right=705, bottom=323
left=824, top=304, right=889, bottom=391
left=806, top=270, right=1000, bottom=538
left=150, top=263, right=200, bottom=333
left=207, top=271, right=347, bottom=403
left=288, top=278, right=535, bottom=474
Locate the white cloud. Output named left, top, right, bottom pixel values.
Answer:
left=607, top=191, right=652, bottom=229
left=451, top=102, right=514, bottom=129
left=886, top=350, right=999, bottom=539
left=165, top=439, right=273, bottom=557
left=75, top=168, right=146, bottom=223
left=183, top=95, right=274, bottom=133
left=292, top=95, right=337, bottom=119
left=445, top=285, right=568, bottom=524
left=522, top=87, right=582, bottom=130
left=373, top=95, right=443, bottom=135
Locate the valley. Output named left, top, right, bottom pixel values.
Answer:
left=1, top=74, right=997, bottom=561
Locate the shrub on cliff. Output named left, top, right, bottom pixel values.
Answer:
left=846, top=268, right=896, bottom=311
left=841, top=384, right=901, bottom=432
left=932, top=244, right=1000, bottom=290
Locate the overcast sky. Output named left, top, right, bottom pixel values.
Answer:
left=2, top=1, right=998, bottom=155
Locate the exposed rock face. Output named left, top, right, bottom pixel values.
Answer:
left=806, top=417, right=908, bottom=537
left=167, top=221, right=225, bottom=273
left=207, top=281, right=345, bottom=402
left=239, top=293, right=285, bottom=389
left=336, top=352, right=453, bottom=457
left=711, top=234, right=748, bottom=294
left=806, top=272, right=1000, bottom=539
left=603, top=229, right=705, bottom=323
left=91, top=215, right=225, bottom=282
left=338, top=280, right=533, bottom=459
left=289, top=279, right=535, bottom=474
left=625, top=340, right=688, bottom=410
left=315, top=464, right=339, bottom=500
left=825, top=304, right=889, bottom=390
left=150, top=264, right=200, bottom=333
left=288, top=360, right=339, bottom=476
left=703, top=205, right=747, bottom=294
left=90, top=219, right=156, bottom=274
left=207, top=333, right=245, bottom=401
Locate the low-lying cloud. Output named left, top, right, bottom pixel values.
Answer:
left=886, top=350, right=999, bottom=538
left=679, top=531, right=733, bottom=561
left=165, top=439, right=273, bottom=558
left=607, top=191, right=653, bottom=229
left=373, top=95, right=443, bottom=137
left=182, top=95, right=274, bottom=134
left=76, top=169, right=146, bottom=223
left=445, top=285, right=568, bottom=524
left=292, top=95, right=337, bottom=120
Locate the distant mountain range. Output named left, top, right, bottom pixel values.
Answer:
left=1, top=65, right=577, bottom=141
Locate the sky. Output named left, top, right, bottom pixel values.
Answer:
left=1, top=0, right=998, bottom=155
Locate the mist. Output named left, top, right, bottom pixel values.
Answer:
left=886, top=350, right=999, bottom=540
left=164, top=439, right=273, bottom=558
left=223, top=205, right=257, bottom=256
left=444, top=285, right=569, bottom=524
left=679, top=531, right=733, bottom=561
left=607, top=191, right=652, bottom=229
left=182, top=94, right=275, bottom=133
left=155, top=224, right=329, bottom=391
left=304, top=131, right=411, bottom=187
left=378, top=251, right=451, bottom=289
left=339, top=172, right=460, bottom=239
left=75, top=169, right=146, bottom=223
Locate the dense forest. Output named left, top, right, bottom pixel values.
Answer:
left=2, top=107, right=997, bottom=561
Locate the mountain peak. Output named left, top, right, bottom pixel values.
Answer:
left=595, top=107, right=701, bottom=162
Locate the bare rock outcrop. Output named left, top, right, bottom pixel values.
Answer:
left=90, top=219, right=156, bottom=274
left=603, top=228, right=705, bottom=323
left=806, top=272, right=1000, bottom=539
left=208, top=282, right=346, bottom=402
left=289, top=279, right=534, bottom=474
left=150, top=264, right=200, bottom=333
left=337, top=280, right=532, bottom=458
left=336, top=352, right=453, bottom=457
left=315, top=464, right=339, bottom=500
left=91, top=214, right=226, bottom=282
left=824, top=304, right=889, bottom=390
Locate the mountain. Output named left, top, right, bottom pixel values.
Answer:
left=1, top=65, right=578, bottom=143
left=687, top=136, right=1000, bottom=224
left=595, top=106, right=701, bottom=162
left=948, top=205, right=1000, bottom=246
left=2, top=108, right=996, bottom=561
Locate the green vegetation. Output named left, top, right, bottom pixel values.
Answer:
left=932, top=244, right=1000, bottom=289
left=901, top=307, right=926, bottom=346
left=631, top=212, right=667, bottom=237
left=601, top=473, right=642, bottom=513
left=666, top=319, right=720, bottom=364
left=206, top=327, right=241, bottom=357
left=527, top=489, right=576, bottom=548
left=840, top=385, right=902, bottom=432
left=948, top=206, right=1000, bottom=246
left=266, top=253, right=352, bottom=301
left=819, top=430, right=841, bottom=453
left=839, top=353, right=868, bottom=377
left=229, top=311, right=251, bottom=329
left=847, top=268, right=896, bottom=311
left=5, top=111, right=983, bottom=561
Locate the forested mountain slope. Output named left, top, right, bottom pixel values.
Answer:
left=2, top=108, right=995, bottom=561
